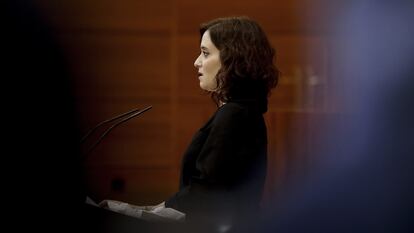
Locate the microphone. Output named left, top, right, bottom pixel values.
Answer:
left=81, top=105, right=152, bottom=157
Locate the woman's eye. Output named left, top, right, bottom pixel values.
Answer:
left=202, top=51, right=209, bottom=57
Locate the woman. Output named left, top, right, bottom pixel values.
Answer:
left=102, top=16, right=279, bottom=229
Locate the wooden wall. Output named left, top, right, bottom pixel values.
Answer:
left=33, top=0, right=343, bottom=205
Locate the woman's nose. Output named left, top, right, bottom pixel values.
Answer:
left=194, top=55, right=201, bottom=68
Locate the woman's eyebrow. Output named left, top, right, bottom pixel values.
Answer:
left=200, top=46, right=209, bottom=50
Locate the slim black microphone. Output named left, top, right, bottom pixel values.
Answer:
left=81, top=105, right=152, bottom=157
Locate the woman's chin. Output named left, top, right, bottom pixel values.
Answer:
left=199, top=81, right=217, bottom=92
left=199, top=82, right=207, bottom=91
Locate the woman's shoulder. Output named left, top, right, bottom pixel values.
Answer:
left=212, top=102, right=254, bottom=125
left=217, top=102, right=248, bottom=116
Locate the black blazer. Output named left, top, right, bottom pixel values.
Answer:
left=166, top=98, right=268, bottom=225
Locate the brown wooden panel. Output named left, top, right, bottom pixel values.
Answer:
left=34, top=0, right=174, bottom=32
left=56, top=33, right=172, bottom=100
left=268, top=35, right=330, bottom=111
left=263, top=110, right=342, bottom=202
left=85, top=166, right=178, bottom=204
left=55, top=32, right=175, bottom=171
left=262, top=112, right=288, bottom=203
left=176, top=0, right=344, bottom=34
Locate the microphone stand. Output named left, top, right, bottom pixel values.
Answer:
left=81, top=105, right=152, bottom=158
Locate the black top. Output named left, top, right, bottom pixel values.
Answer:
left=165, top=98, right=268, bottom=227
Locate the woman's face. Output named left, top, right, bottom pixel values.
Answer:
left=194, top=30, right=221, bottom=92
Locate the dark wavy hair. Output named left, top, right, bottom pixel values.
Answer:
left=200, top=16, right=279, bottom=106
